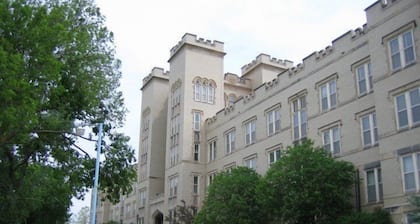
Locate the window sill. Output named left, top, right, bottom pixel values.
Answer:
left=363, top=143, right=379, bottom=150
left=391, top=61, right=416, bottom=75
left=357, top=90, right=374, bottom=99
left=397, top=123, right=420, bottom=133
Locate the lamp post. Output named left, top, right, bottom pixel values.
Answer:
left=90, top=123, right=103, bottom=224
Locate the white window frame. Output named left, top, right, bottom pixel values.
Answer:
left=292, top=95, right=307, bottom=141
left=365, top=167, right=383, bottom=203
left=388, top=29, right=416, bottom=71
left=268, top=148, right=281, bottom=165
left=401, top=153, right=420, bottom=192
left=395, top=87, right=420, bottom=129
left=194, top=81, right=201, bottom=101
left=245, top=120, right=256, bottom=145
left=225, top=129, right=235, bottom=154
left=322, top=126, right=341, bottom=156
left=139, top=189, right=146, bottom=207
left=360, top=112, right=378, bottom=147
left=193, top=144, right=199, bottom=161
left=267, top=108, right=280, bottom=136
left=245, top=156, right=257, bottom=170
left=193, top=111, right=201, bottom=131
left=207, top=172, right=216, bottom=186
left=193, top=175, right=199, bottom=194
left=169, top=176, right=178, bottom=197
left=356, top=61, right=373, bottom=96
left=209, top=140, right=216, bottom=162
left=319, top=79, right=337, bottom=112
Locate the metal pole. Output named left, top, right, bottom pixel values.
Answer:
left=90, top=123, right=103, bottom=224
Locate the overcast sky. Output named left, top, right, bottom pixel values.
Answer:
left=71, top=0, right=372, bottom=216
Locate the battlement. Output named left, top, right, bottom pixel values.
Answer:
left=169, top=33, right=225, bottom=60
left=241, top=53, right=293, bottom=76
left=141, top=67, right=169, bottom=90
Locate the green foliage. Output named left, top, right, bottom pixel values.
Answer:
left=194, top=167, right=264, bottom=224
left=409, top=195, right=420, bottom=222
left=0, top=0, right=136, bottom=223
left=337, top=208, right=392, bottom=224
left=261, top=140, right=355, bottom=224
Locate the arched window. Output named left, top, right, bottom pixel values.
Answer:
left=193, top=77, right=216, bottom=104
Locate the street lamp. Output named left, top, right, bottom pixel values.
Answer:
left=90, top=123, right=103, bottom=224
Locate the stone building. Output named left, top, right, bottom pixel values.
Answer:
left=96, top=0, right=420, bottom=223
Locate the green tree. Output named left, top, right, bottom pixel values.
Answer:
left=194, top=167, right=264, bottom=224
left=337, top=208, right=392, bottom=224
left=409, top=195, right=420, bottom=223
left=0, top=0, right=136, bottom=223
left=261, top=140, right=355, bottom=224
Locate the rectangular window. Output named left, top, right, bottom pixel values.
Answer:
left=361, top=112, right=378, bottom=147
left=139, top=217, right=145, bottom=224
left=292, top=96, right=307, bottom=141
left=193, top=111, right=201, bottom=131
left=201, top=85, right=208, bottom=102
left=139, top=190, right=146, bottom=207
left=245, top=157, right=257, bottom=170
left=208, top=173, right=216, bottom=186
left=322, top=126, right=341, bottom=155
left=366, top=168, right=383, bottom=203
left=320, top=79, right=337, bottom=111
left=395, top=87, right=420, bottom=129
left=208, top=86, right=214, bottom=104
left=194, top=144, right=199, bottom=161
left=267, top=108, right=280, bottom=135
left=209, top=140, right=216, bottom=162
left=389, top=30, right=416, bottom=71
left=356, top=62, right=373, bottom=96
left=193, top=175, right=199, bottom=194
left=268, top=149, right=281, bottom=165
left=225, top=130, right=235, bottom=154
left=401, top=153, right=420, bottom=192
left=194, top=83, right=201, bottom=101
left=169, top=176, right=178, bottom=197
left=245, top=120, right=256, bottom=145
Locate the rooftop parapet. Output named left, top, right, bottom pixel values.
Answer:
left=169, top=33, right=225, bottom=61
left=241, top=53, right=293, bottom=76
left=141, top=67, right=169, bottom=90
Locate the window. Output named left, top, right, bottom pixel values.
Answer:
left=225, top=130, right=235, bottom=154
left=193, top=111, right=201, bottom=131
left=139, top=190, right=146, bottom=207
left=193, top=175, right=199, bottom=194
left=401, top=153, right=420, bottom=192
left=356, top=62, right=373, bottom=96
left=389, top=30, right=416, bottom=71
left=322, top=126, right=341, bottom=155
left=268, top=149, right=281, bottom=165
left=361, top=112, right=378, bottom=147
left=209, top=140, right=216, bottom=162
left=395, top=87, right=420, bottom=129
left=172, top=87, right=181, bottom=108
left=139, top=217, right=145, bottom=224
left=245, top=120, right=256, bottom=145
left=267, top=108, right=280, bottom=135
left=245, top=157, right=257, bottom=170
left=169, top=176, right=178, bottom=197
left=194, top=144, right=199, bottom=161
left=292, top=95, right=307, bottom=141
left=170, top=114, right=180, bottom=166
left=208, top=172, right=216, bottom=186
left=193, top=78, right=216, bottom=104
left=366, top=168, right=383, bottom=203
left=320, top=79, right=337, bottom=111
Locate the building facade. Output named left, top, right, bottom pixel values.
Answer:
left=96, top=0, right=420, bottom=223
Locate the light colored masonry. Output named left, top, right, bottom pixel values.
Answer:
left=96, top=0, right=420, bottom=223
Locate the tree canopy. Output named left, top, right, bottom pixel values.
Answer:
left=194, top=167, right=264, bottom=224
left=261, top=140, right=355, bottom=224
left=0, top=0, right=136, bottom=223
